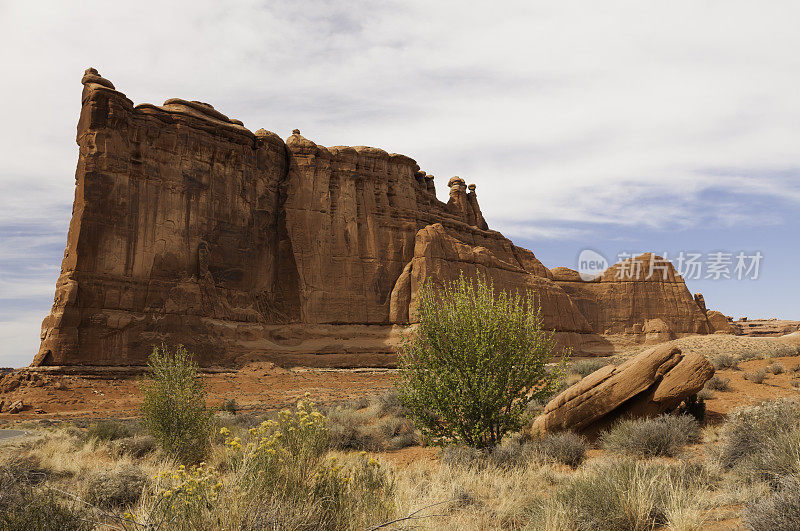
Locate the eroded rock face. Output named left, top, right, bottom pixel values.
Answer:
left=35, top=69, right=723, bottom=367
left=388, top=223, right=594, bottom=352
left=531, top=344, right=715, bottom=436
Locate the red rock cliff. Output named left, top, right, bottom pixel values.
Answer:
left=34, top=70, right=715, bottom=367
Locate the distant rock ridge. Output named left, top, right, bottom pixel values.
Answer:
left=33, top=69, right=721, bottom=367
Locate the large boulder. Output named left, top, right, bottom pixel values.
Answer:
left=531, top=344, right=714, bottom=436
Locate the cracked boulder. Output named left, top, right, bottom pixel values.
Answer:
left=531, top=343, right=714, bottom=436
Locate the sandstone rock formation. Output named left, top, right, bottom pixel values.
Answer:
left=531, top=344, right=714, bottom=435
left=706, top=311, right=735, bottom=334
left=34, top=69, right=725, bottom=367
left=733, top=318, right=800, bottom=337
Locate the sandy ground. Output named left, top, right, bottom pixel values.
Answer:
left=0, top=363, right=398, bottom=420
left=1, top=333, right=799, bottom=422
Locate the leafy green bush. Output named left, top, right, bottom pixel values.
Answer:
left=717, top=398, right=800, bottom=485
left=398, top=274, right=566, bottom=449
left=601, top=415, right=700, bottom=458
left=85, top=420, right=131, bottom=442
left=742, top=476, right=800, bottom=531
left=139, top=346, right=214, bottom=464
left=530, top=458, right=712, bottom=531
left=86, top=465, right=147, bottom=509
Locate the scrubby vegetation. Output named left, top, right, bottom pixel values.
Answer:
left=530, top=458, right=713, bottom=530
left=711, top=353, right=739, bottom=370
left=569, top=358, right=610, bottom=378
left=742, top=476, right=800, bottom=531
left=743, top=368, right=768, bottom=384
left=85, top=420, right=132, bottom=442
left=600, top=414, right=700, bottom=458
left=398, top=274, right=566, bottom=449
left=441, top=431, right=587, bottom=470
left=140, top=345, right=215, bottom=464
left=715, top=398, right=800, bottom=484
left=705, top=374, right=731, bottom=391
left=325, top=389, right=420, bottom=451
left=3, top=395, right=800, bottom=529
left=768, top=361, right=786, bottom=374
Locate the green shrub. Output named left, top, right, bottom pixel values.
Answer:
left=705, top=375, right=731, bottom=391
left=717, top=398, right=800, bottom=485
left=85, top=420, right=131, bottom=442
left=601, top=415, right=700, bottom=458
left=530, top=458, right=712, bottom=531
left=742, top=476, right=800, bottom=531
left=398, top=274, right=566, bottom=449
left=570, top=358, right=609, bottom=378
left=711, top=353, right=739, bottom=370
left=85, top=465, right=147, bottom=509
left=139, top=346, right=214, bottom=464
left=744, top=368, right=767, bottom=384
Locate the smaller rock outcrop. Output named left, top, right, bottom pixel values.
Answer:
left=531, top=344, right=714, bottom=436
left=706, top=310, right=735, bottom=334
left=733, top=319, right=800, bottom=337
left=7, top=400, right=24, bottom=414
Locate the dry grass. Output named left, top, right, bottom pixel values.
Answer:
left=4, top=393, right=800, bottom=529
left=394, top=458, right=568, bottom=530
left=325, top=389, right=420, bottom=451
left=601, top=415, right=701, bottom=458
left=617, top=334, right=800, bottom=365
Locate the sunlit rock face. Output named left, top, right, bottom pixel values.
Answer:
left=34, top=69, right=714, bottom=367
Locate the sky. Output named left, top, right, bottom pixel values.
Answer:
left=0, top=1, right=798, bottom=368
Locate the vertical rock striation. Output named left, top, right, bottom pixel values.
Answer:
left=34, top=70, right=720, bottom=367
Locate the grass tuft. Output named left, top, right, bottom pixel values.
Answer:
left=601, top=415, right=700, bottom=458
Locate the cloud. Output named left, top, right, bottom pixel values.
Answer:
left=1, top=1, right=799, bottom=359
